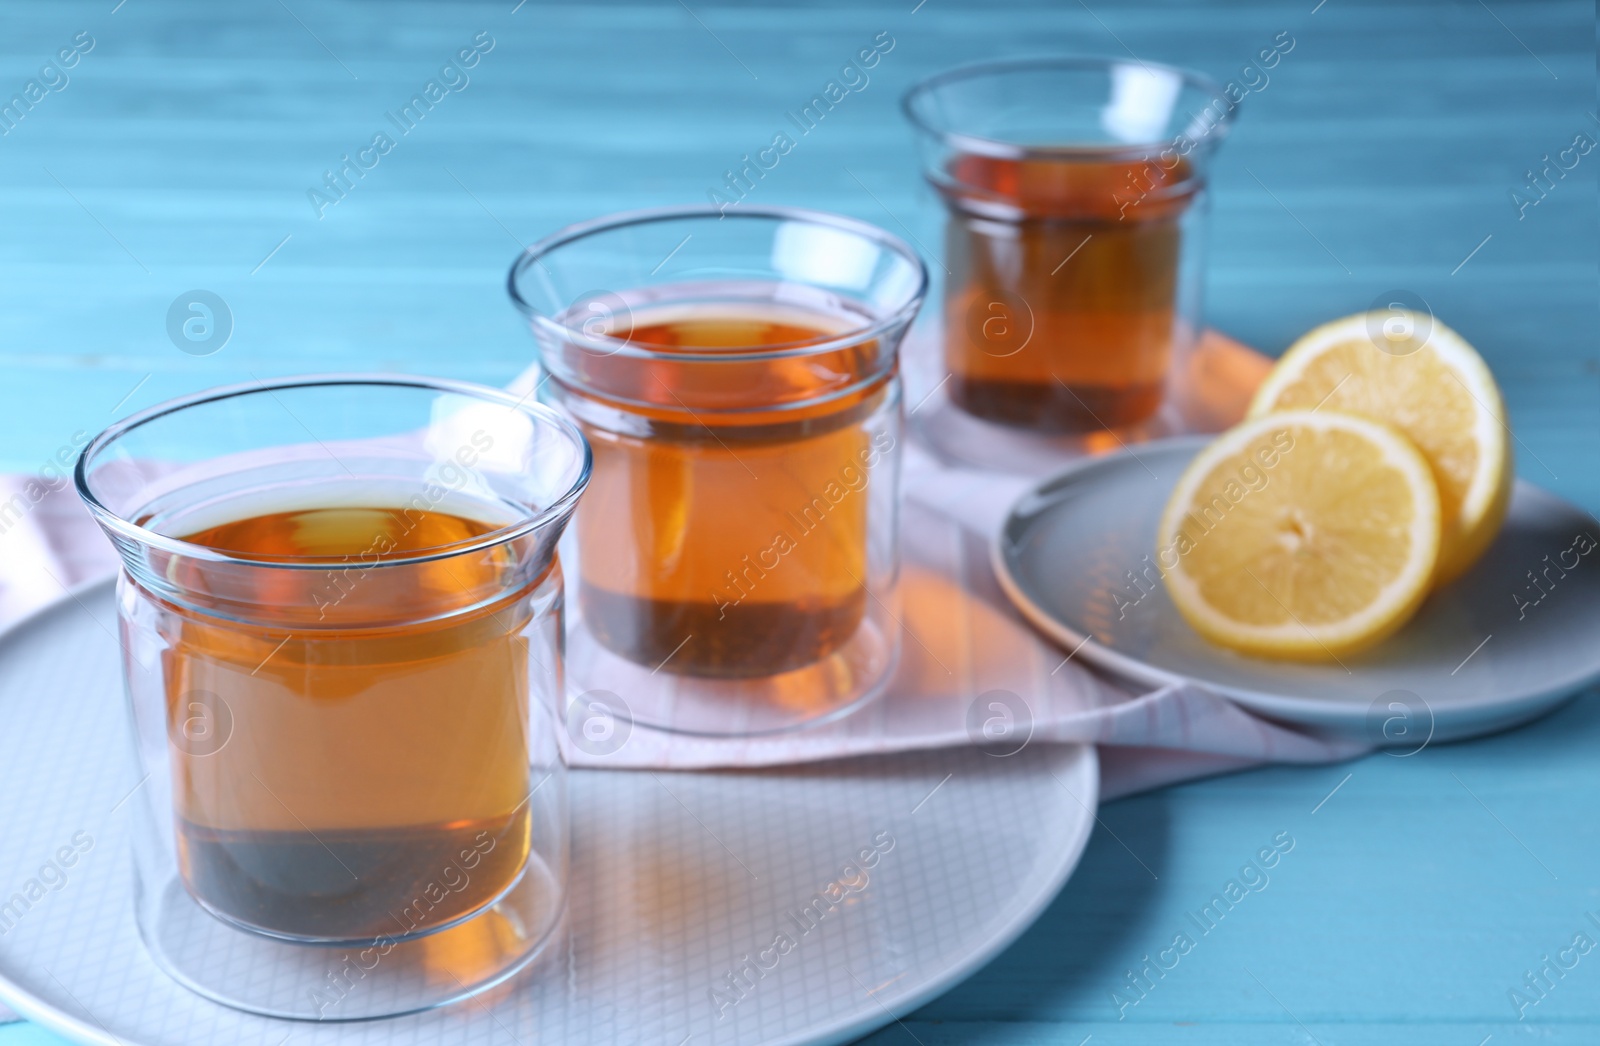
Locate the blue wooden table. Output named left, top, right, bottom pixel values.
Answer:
left=1, top=0, right=1595, bottom=1041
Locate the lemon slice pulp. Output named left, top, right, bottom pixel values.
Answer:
left=1247, top=310, right=1511, bottom=583
left=1157, top=411, right=1441, bottom=661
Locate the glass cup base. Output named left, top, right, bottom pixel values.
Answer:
left=908, top=378, right=1181, bottom=476
left=567, top=615, right=899, bottom=737
left=137, top=853, right=565, bottom=1020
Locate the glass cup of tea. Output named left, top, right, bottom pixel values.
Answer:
left=509, top=206, right=928, bottom=737
left=76, top=376, right=591, bottom=1019
left=904, top=57, right=1236, bottom=436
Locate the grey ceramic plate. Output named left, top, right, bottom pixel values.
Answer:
left=994, top=436, right=1600, bottom=742
left=0, top=579, right=1096, bottom=1046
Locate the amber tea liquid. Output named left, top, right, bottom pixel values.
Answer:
left=940, top=153, right=1197, bottom=432
left=164, top=505, right=537, bottom=941
left=566, top=303, right=890, bottom=679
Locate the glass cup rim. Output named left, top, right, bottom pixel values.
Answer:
left=506, top=204, right=930, bottom=363
left=75, top=373, right=594, bottom=569
left=901, top=54, right=1236, bottom=162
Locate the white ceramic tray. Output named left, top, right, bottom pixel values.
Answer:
left=995, top=437, right=1600, bottom=742
left=0, top=579, right=1096, bottom=1046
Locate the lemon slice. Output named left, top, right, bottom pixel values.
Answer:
left=1157, top=411, right=1441, bottom=661
left=1247, top=310, right=1511, bottom=583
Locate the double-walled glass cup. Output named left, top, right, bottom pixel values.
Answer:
left=509, top=206, right=927, bottom=737
left=905, top=57, right=1236, bottom=436
left=76, top=376, right=590, bottom=1020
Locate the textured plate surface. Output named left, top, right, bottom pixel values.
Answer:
left=996, top=437, right=1599, bottom=741
left=0, top=580, right=1096, bottom=1046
